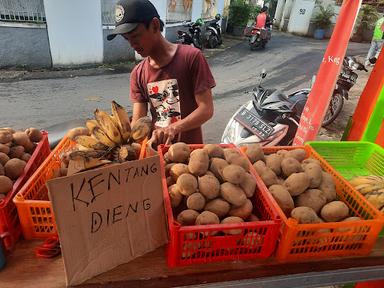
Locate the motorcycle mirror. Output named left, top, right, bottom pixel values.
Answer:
left=260, top=69, right=267, bottom=78
left=369, top=57, right=377, bottom=64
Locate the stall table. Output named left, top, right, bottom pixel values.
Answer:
left=1, top=237, right=384, bottom=288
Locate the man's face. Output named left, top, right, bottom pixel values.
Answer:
left=122, top=23, right=154, bottom=57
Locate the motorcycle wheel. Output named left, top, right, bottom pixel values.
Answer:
left=208, top=34, right=219, bottom=49
left=322, top=93, right=344, bottom=126
left=193, top=36, right=203, bottom=50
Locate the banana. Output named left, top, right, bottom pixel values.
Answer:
left=92, top=126, right=116, bottom=148
left=94, top=109, right=123, bottom=145
left=131, top=116, right=152, bottom=143
left=86, top=120, right=98, bottom=134
left=111, top=101, right=131, bottom=143
left=75, top=135, right=109, bottom=150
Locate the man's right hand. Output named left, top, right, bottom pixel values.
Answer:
left=149, top=125, right=180, bottom=147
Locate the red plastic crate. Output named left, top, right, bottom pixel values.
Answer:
left=158, top=144, right=282, bottom=267
left=0, top=131, right=50, bottom=249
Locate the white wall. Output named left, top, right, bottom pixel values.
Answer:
left=44, top=0, right=103, bottom=66
left=288, top=0, right=316, bottom=35
left=191, top=0, right=203, bottom=21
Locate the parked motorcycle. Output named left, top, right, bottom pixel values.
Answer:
left=323, top=56, right=367, bottom=125
left=204, top=14, right=222, bottom=49
left=244, top=21, right=272, bottom=50
left=221, top=57, right=367, bottom=146
left=176, top=18, right=204, bottom=50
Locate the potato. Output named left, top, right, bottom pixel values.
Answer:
left=188, top=149, right=209, bottom=176
left=260, top=168, right=278, bottom=187
left=220, top=182, right=247, bottom=206
left=226, top=154, right=250, bottom=171
left=284, top=172, right=310, bottom=196
left=163, top=152, right=171, bottom=163
left=291, top=207, right=320, bottom=224
left=168, top=142, right=190, bottom=163
left=319, top=172, right=336, bottom=202
left=245, top=144, right=265, bottom=163
left=0, top=152, right=9, bottom=166
left=335, top=216, right=361, bottom=232
left=295, top=189, right=327, bottom=214
left=0, top=144, right=10, bottom=155
left=0, top=131, right=12, bottom=144
left=265, top=154, right=283, bottom=175
left=276, top=149, right=288, bottom=157
left=229, top=199, right=253, bottom=220
left=25, top=127, right=43, bottom=143
left=269, top=184, right=294, bottom=215
left=23, top=140, right=35, bottom=153
left=165, top=163, right=176, bottom=176
left=281, top=157, right=302, bottom=177
left=187, top=193, right=206, bottom=211
left=253, top=160, right=267, bottom=175
left=169, top=184, right=183, bottom=208
left=177, top=209, right=200, bottom=226
left=302, top=158, right=321, bottom=167
left=240, top=172, right=257, bottom=198
left=195, top=211, right=220, bottom=225
left=221, top=216, right=244, bottom=235
left=9, top=146, right=25, bottom=159
left=205, top=170, right=215, bottom=177
left=222, top=164, right=246, bottom=184
left=321, top=201, right=349, bottom=222
left=0, top=163, right=3, bottom=175
left=198, top=174, right=220, bottom=199
left=176, top=173, right=198, bottom=196
left=21, top=153, right=31, bottom=162
left=285, top=149, right=307, bottom=162
left=303, top=163, right=323, bottom=188
left=170, top=163, right=189, bottom=180
left=203, top=144, right=224, bottom=158
left=166, top=176, right=175, bottom=186
left=4, top=158, right=26, bottom=180
left=0, top=175, right=13, bottom=194
left=0, top=127, right=14, bottom=134
left=223, top=148, right=241, bottom=161
left=209, top=157, right=229, bottom=181
left=204, top=198, right=231, bottom=218
left=247, top=214, right=260, bottom=222
left=67, top=127, right=90, bottom=140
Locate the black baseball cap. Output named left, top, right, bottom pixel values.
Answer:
left=107, top=0, right=161, bottom=41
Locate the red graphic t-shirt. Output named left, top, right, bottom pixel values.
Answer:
left=130, top=44, right=216, bottom=144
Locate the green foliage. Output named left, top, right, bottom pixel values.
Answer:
left=228, top=0, right=252, bottom=27
left=249, top=5, right=262, bottom=21
left=313, top=4, right=335, bottom=29
left=356, top=4, right=379, bottom=31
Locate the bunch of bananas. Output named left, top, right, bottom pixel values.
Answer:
left=349, top=175, right=384, bottom=212
left=66, top=101, right=152, bottom=165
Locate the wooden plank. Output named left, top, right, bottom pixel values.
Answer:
left=2, top=238, right=384, bottom=288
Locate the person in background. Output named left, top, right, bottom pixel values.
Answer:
left=255, top=6, right=271, bottom=29
left=107, top=0, right=215, bottom=145
left=365, top=16, right=384, bottom=67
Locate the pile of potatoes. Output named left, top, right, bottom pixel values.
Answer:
left=164, top=143, right=261, bottom=235
left=0, top=127, right=43, bottom=198
left=245, top=144, right=360, bottom=225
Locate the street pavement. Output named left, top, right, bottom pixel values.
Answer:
left=0, top=32, right=370, bottom=143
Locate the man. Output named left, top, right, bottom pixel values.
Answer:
left=107, top=0, right=215, bottom=145
left=365, top=16, right=384, bottom=67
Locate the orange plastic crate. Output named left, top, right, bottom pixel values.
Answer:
left=0, top=131, right=50, bottom=249
left=244, top=145, right=384, bottom=262
left=158, top=144, right=282, bottom=267
left=13, top=136, right=75, bottom=239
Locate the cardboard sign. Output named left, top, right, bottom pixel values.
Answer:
left=47, top=155, right=168, bottom=286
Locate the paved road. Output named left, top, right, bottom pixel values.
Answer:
left=0, top=32, right=370, bottom=143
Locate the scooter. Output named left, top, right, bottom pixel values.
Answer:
left=176, top=19, right=204, bottom=50
left=204, top=14, right=222, bottom=49
left=221, top=57, right=367, bottom=146
left=244, top=21, right=272, bottom=50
